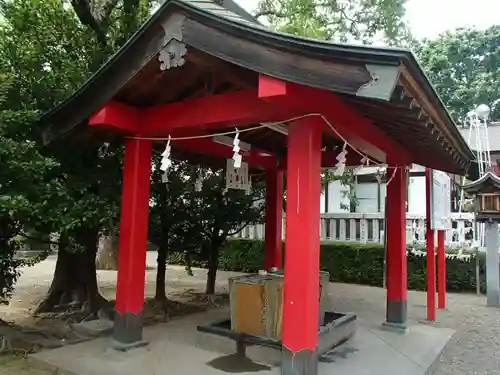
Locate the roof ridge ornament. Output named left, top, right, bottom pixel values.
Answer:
left=159, top=13, right=187, bottom=70
left=356, top=64, right=400, bottom=101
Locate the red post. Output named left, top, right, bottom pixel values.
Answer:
left=425, top=168, right=436, bottom=321
left=384, top=163, right=408, bottom=329
left=282, top=117, right=322, bottom=375
left=112, top=138, right=152, bottom=350
left=264, top=169, right=284, bottom=270
left=437, top=230, right=446, bottom=309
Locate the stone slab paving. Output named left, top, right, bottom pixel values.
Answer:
left=325, top=323, right=454, bottom=375
left=9, top=256, right=500, bottom=374
left=331, top=283, right=500, bottom=375
left=29, top=307, right=454, bottom=375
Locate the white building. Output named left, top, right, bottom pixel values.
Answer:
left=320, top=164, right=460, bottom=215
left=238, top=123, right=500, bottom=247
left=321, top=121, right=500, bottom=216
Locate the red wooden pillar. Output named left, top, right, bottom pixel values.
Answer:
left=437, top=230, right=446, bottom=309
left=282, top=117, right=322, bottom=375
left=112, top=138, right=152, bottom=350
left=425, top=168, right=436, bottom=321
left=384, top=163, right=408, bottom=329
left=264, top=169, right=284, bottom=270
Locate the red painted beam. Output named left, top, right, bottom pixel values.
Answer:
left=173, top=136, right=277, bottom=170
left=146, top=89, right=295, bottom=132
left=258, top=75, right=412, bottom=164
left=115, top=138, right=152, bottom=317
left=425, top=168, right=436, bottom=321
left=89, top=100, right=140, bottom=133
left=91, top=101, right=278, bottom=169
left=385, top=159, right=408, bottom=326
left=90, top=90, right=302, bottom=135
left=264, top=169, right=284, bottom=270
left=282, top=116, right=322, bottom=354
left=437, top=230, right=447, bottom=309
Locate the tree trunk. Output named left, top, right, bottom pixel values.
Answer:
left=33, top=229, right=109, bottom=319
left=205, top=238, right=222, bottom=295
left=155, top=244, right=169, bottom=302
left=95, top=235, right=119, bottom=270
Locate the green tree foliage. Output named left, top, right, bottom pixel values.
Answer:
left=193, top=168, right=264, bottom=295
left=256, top=0, right=411, bottom=45
left=0, top=0, right=266, bottom=312
left=415, top=26, right=500, bottom=123
left=0, top=0, right=100, bottom=112
left=0, top=74, right=63, bottom=303
left=150, top=158, right=265, bottom=300
left=0, top=0, right=103, bottom=311
left=0, top=0, right=152, bottom=314
left=0, top=0, right=97, bottom=302
left=149, top=160, right=200, bottom=303
left=172, top=239, right=485, bottom=294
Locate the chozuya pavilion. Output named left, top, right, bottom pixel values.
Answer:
left=39, top=1, right=474, bottom=374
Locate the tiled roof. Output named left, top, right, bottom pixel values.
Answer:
left=458, top=122, right=500, bottom=152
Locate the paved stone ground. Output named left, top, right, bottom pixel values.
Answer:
left=331, top=284, right=500, bottom=375
left=3, top=253, right=500, bottom=374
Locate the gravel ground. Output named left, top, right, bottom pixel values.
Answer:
left=426, top=295, right=500, bottom=375
left=3, top=254, right=500, bottom=375
left=331, top=283, right=500, bottom=375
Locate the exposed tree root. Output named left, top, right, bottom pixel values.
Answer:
left=32, top=242, right=112, bottom=322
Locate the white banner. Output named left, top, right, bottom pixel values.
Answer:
left=430, top=170, right=452, bottom=230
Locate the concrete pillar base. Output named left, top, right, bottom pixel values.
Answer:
left=111, top=311, right=147, bottom=351
left=486, top=296, right=500, bottom=308
left=282, top=347, right=318, bottom=375
left=381, top=321, right=409, bottom=334
left=485, top=222, right=500, bottom=308
left=110, top=339, right=149, bottom=352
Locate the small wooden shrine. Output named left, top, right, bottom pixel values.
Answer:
left=463, top=172, right=500, bottom=222
left=463, top=172, right=500, bottom=307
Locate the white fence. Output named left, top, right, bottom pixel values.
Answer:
left=234, top=212, right=477, bottom=249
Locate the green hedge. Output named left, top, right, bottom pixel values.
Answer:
left=169, top=239, right=485, bottom=293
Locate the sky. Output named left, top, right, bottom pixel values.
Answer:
left=234, top=0, right=499, bottom=40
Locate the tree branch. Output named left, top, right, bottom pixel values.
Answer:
left=70, top=0, right=119, bottom=46
left=227, top=207, right=265, bottom=236
left=91, top=0, right=120, bottom=24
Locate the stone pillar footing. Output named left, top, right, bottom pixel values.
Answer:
left=381, top=321, right=409, bottom=334
left=111, top=311, right=146, bottom=351
left=110, top=338, right=148, bottom=352
left=282, top=347, right=318, bottom=375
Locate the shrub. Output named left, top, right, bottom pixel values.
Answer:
left=169, top=239, right=485, bottom=294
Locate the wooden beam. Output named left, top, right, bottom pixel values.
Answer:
left=89, top=100, right=140, bottom=133
left=258, top=75, right=412, bottom=164
left=145, top=89, right=298, bottom=133
left=90, top=89, right=301, bottom=134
